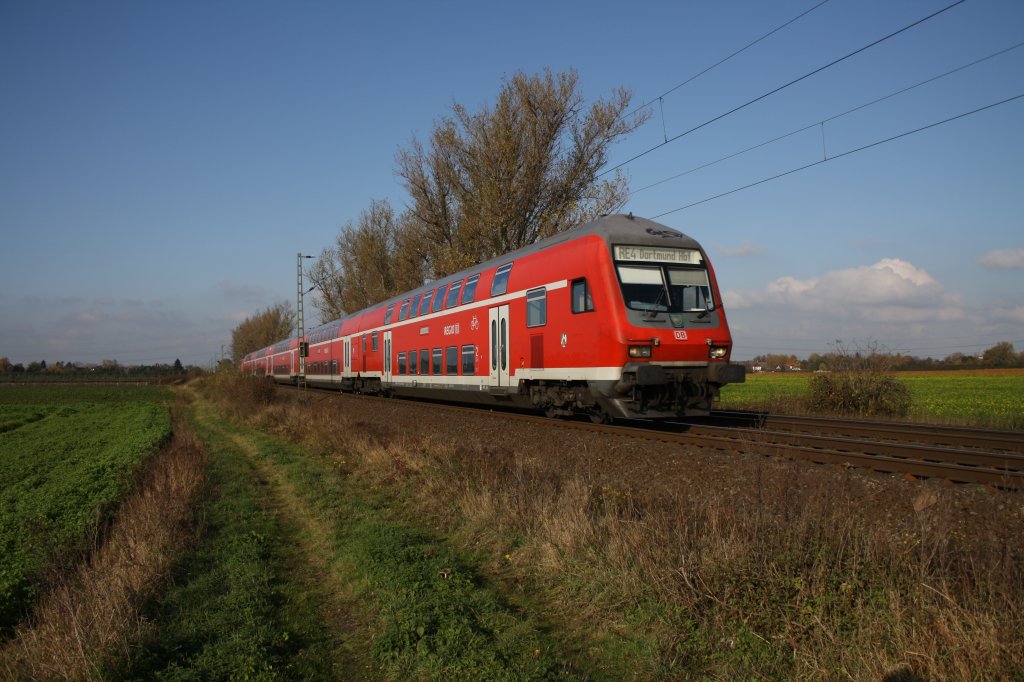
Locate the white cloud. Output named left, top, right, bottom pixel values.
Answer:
left=978, top=248, right=1024, bottom=270
left=725, top=258, right=953, bottom=321
left=720, top=257, right=1024, bottom=358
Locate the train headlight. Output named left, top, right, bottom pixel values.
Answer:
left=708, top=346, right=728, bottom=359
left=628, top=345, right=652, bottom=358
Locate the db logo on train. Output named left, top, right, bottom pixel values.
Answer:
left=674, top=330, right=688, bottom=341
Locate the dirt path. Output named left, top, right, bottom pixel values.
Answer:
left=184, top=396, right=377, bottom=678
left=224, top=429, right=369, bottom=674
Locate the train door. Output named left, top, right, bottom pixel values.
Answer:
left=344, top=339, right=350, bottom=376
left=383, top=330, right=393, bottom=384
left=488, top=304, right=510, bottom=387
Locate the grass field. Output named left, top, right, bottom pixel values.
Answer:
left=717, top=368, right=1024, bottom=429
left=0, top=375, right=1021, bottom=679
left=0, top=385, right=171, bottom=632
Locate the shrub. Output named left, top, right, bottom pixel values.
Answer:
left=806, top=340, right=912, bottom=417
left=807, top=372, right=911, bottom=417
left=202, top=371, right=276, bottom=418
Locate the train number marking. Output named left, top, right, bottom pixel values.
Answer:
left=443, top=323, right=461, bottom=336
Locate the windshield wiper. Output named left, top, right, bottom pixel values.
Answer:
left=644, top=287, right=669, bottom=318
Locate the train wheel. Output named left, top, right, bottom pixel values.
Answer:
left=589, top=411, right=612, bottom=425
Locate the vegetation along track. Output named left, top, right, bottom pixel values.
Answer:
left=282, top=385, right=1024, bottom=489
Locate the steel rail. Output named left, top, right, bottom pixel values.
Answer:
left=703, top=411, right=1024, bottom=452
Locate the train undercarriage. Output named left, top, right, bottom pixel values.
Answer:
left=289, top=361, right=744, bottom=422
left=525, top=362, right=746, bottom=421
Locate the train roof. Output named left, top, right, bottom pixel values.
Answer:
left=251, top=214, right=702, bottom=353
left=372, top=214, right=702, bottom=308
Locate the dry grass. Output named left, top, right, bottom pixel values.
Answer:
left=0, top=423, right=208, bottom=680
left=208, top=380, right=1024, bottom=678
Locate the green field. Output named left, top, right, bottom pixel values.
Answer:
left=0, top=385, right=171, bottom=630
left=717, top=369, right=1024, bottom=429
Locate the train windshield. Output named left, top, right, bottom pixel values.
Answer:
left=617, top=264, right=713, bottom=314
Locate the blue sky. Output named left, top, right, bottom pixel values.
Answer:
left=1, top=0, right=1021, bottom=366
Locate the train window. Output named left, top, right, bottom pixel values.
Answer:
left=432, top=284, right=448, bottom=312
left=491, top=263, right=513, bottom=296
left=398, top=352, right=407, bottom=375
left=432, top=348, right=442, bottom=374
left=491, top=320, right=497, bottom=371
left=667, top=268, right=713, bottom=311
left=409, top=350, right=418, bottom=375
left=526, top=287, right=547, bottom=327
left=420, top=349, right=430, bottom=375
left=461, top=345, right=475, bottom=374
left=410, top=294, right=422, bottom=318
left=399, top=299, right=410, bottom=321
left=419, top=290, right=433, bottom=316
left=372, top=331, right=378, bottom=352
left=571, top=278, right=594, bottom=313
left=445, top=346, right=458, bottom=375
left=445, top=279, right=463, bottom=308
left=385, top=304, right=395, bottom=325
left=617, top=265, right=668, bottom=312
left=461, top=274, right=480, bottom=304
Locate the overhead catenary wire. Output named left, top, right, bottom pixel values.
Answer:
left=629, top=39, right=1024, bottom=197
left=601, top=0, right=970, bottom=178
left=649, top=92, right=1024, bottom=218
left=626, top=0, right=833, bottom=119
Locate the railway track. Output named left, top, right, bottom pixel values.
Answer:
left=282, top=386, right=1024, bottom=489
left=664, top=413, right=1024, bottom=488
left=697, top=411, right=1024, bottom=452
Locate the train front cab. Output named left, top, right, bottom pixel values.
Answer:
left=592, top=238, right=745, bottom=419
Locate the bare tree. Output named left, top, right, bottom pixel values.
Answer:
left=396, top=68, right=648, bottom=278
left=308, top=199, right=426, bottom=321
left=230, top=302, right=295, bottom=362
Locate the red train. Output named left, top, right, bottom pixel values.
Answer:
left=241, top=214, right=744, bottom=420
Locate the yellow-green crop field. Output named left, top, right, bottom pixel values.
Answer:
left=717, top=368, right=1024, bottom=429
left=0, top=385, right=171, bottom=631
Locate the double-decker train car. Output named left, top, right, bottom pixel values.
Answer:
left=242, top=214, right=744, bottom=420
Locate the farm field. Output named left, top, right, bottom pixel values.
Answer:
left=717, top=368, right=1024, bottom=429
left=0, top=385, right=171, bottom=631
